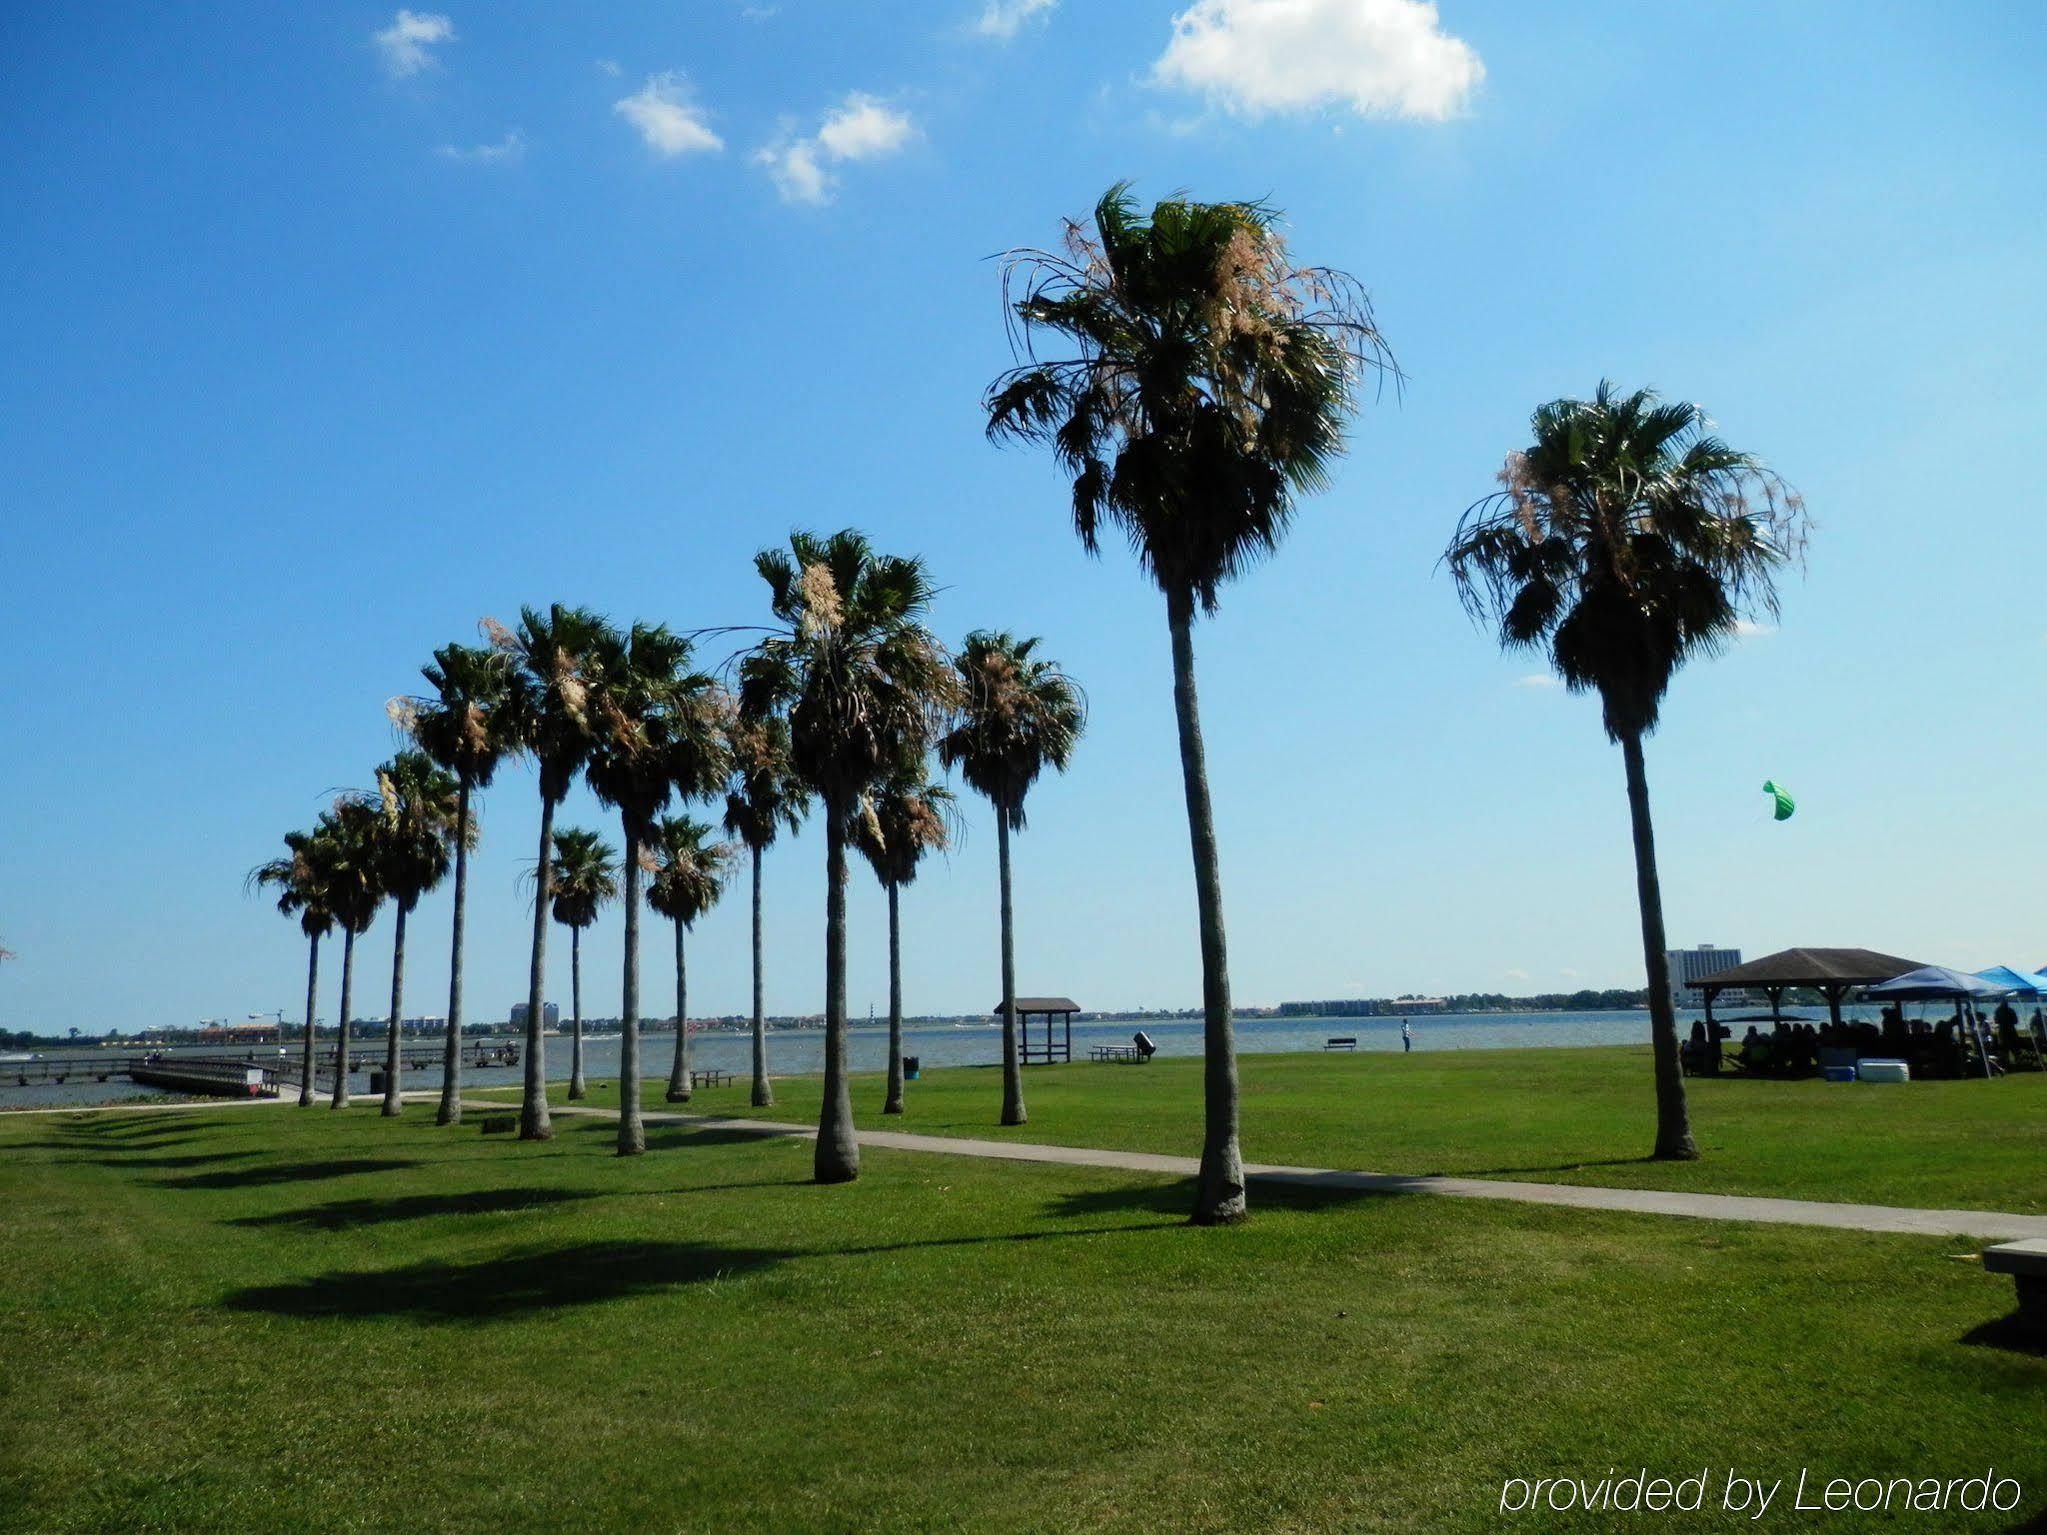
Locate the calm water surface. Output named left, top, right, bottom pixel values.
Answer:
left=1, top=1005, right=1892, bottom=1110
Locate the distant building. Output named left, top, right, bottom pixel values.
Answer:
left=509, top=1002, right=560, bottom=1030
left=1666, top=945, right=1741, bottom=1011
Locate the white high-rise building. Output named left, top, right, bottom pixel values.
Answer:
left=1665, top=945, right=1741, bottom=1012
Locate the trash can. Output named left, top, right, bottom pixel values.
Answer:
left=368, top=1069, right=387, bottom=1095
left=902, top=1056, right=920, bottom=1081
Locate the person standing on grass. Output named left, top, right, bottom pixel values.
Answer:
left=1401, top=1019, right=1412, bottom=1053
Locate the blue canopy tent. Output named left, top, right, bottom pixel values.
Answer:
left=1977, top=965, right=2047, bottom=996
left=1976, top=969, right=2047, bottom=1067
left=1865, top=967, right=2013, bottom=1079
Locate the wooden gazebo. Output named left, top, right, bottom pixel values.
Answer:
left=1686, top=947, right=1924, bottom=1030
left=995, top=997, right=1079, bottom=1065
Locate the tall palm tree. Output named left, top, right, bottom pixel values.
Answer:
left=370, top=751, right=462, bottom=1117
left=394, top=639, right=519, bottom=1125
left=492, top=604, right=609, bottom=1141
left=740, top=529, right=956, bottom=1183
left=314, top=795, right=387, bottom=1110
left=938, top=632, right=1082, bottom=1125
left=542, top=827, right=618, bottom=1102
left=1445, top=381, right=1803, bottom=1161
left=249, top=824, right=338, bottom=1108
left=582, top=621, right=730, bottom=1156
left=723, top=710, right=808, bottom=1108
left=647, top=815, right=735, bottom=1104
left=850, top=764, right=956, bottom=1115
left=986, top=186, right=1390, bottom=1222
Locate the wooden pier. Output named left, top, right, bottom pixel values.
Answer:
left=7, top=1042, right=521, bottom=1093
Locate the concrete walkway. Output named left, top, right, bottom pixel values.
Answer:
left=510, top=1101, right=2047, bottom=1243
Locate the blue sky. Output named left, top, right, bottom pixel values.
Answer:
left=2, top=1, right=2043, bottom=1035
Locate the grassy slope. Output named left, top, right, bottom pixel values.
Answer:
left=497, top=1047, right=2047, bottom=1214
left=2, top=1105, right=2038, bottom=1535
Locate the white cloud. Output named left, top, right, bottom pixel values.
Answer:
left=816, top=94, right=917, bottom=159
left=976, top=0, right=1057, bottom=40
left=754, top=93, right=917, bottom=205
left=373, top=10, right=455, bottom=77
left=1513, top=673, right=1561, bottom=689
left=1154, top=0, right=1482, bottom=121
left=755, top=139, right=830, bottom=204
left=1504, top=968, right=1530, bottom=982
left=614, top=73, right=724, bottom=157
left=1558, top=968, right=1580, bottom=979
left=437, top=131, right=524, bottom=165
left=1733, top=618, right=1776, bottom=640
left=595, top=58, right=623, bottom=78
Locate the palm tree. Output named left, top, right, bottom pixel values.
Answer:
left=393, top=639, right=519, bottom=1125
left=851, top=764, right=956, bottom=1115
left=369, top=751, right=462, bottom=1117
left=314, top=794, right=387, bottom=1110
left=986, top=186, right=1390, bottom=1222
left=740, top=529, right=956, bottom=1183
left=582, top=621, right=730, bottom=1156
left=1445, top=381, right=1803, bottom=1161
left=647, top=815, right=735, bottom=1103
left=723, top=710, right=808, bottom=1108
left=249, top=824, right=338, bottom=1108
left=492, top=604, right=609, bottom=1141
left=542, top=827, right=618, bottom=1102
left=938, top=632, right=1082, bottom=1125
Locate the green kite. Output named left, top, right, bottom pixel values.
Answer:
left=1762, top=780, right=1796, bottom=822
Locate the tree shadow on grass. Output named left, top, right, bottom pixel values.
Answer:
left=1045, top=1175, right=1400, bottom=1223
left=1443, top=1157, right=1661, bottom=1180
left=1960, top=1314, right=2047, bottom=1359
left=158, top=1159, right=418, bottom=1190
left=66, top=1149, right=265, bottom=1171
left=230, top=1187, right=596, bottom=1231
left=221, top=1240, right=786, bottom=1322
left=63, top=1121, right=207, bottom=1146
left=643, top=1125, right=798, bottom=1153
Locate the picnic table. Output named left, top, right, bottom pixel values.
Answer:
left=689, top=1068, right=733, bottom=1090
left=1089, top=1045, right=1148, bottom=1064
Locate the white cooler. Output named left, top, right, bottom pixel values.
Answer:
left=1857, top=1058, right=1910, bottom=1084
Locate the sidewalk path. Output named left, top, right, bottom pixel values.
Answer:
left=508, top=1101, right=2047, bottom=1243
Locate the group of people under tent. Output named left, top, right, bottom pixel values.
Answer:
left=1679, top=1001, right=2047, bottom=1080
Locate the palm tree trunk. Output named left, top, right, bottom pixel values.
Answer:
left=666, top=918, right=691, bottom=1103
left=618, top=823, right=645, bottom=1156
left=437, top=776, right=470, bottom=1126
left=299, top=932, right=320, bottom=1108
left=997, top=814, right=1025, bottom=1126
left=884, top=881, right=905, bottom=1115
left=331, top=926, right=356, bottom=1110
left=1168, top=590, right=1245, bottom=1224
left=815, top=805, right=858, bottom=1182
left=381, top=903, right=407, bottom=1117
left=1621, top=728, right=1699, bottom=1161
left=568, top=926, right=586, bottom=1100
left=520, top=796, right=556, bottom=1141
left=750, top=844, right=773, bottom=1108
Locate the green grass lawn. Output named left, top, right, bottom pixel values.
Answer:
left=3, top=1103, right=2038, bottom=1534
left=493, top=1046, right=2047, bottom=1214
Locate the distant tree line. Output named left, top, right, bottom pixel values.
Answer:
left=1279, top=990, right=1651, bottom=1018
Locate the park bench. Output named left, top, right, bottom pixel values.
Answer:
left=1982, top=1240, right=2047, bottom=1338
left=1325, top=1037, right=1357, bottom=1051
left=688, top=1068, right=733, bottom=1090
